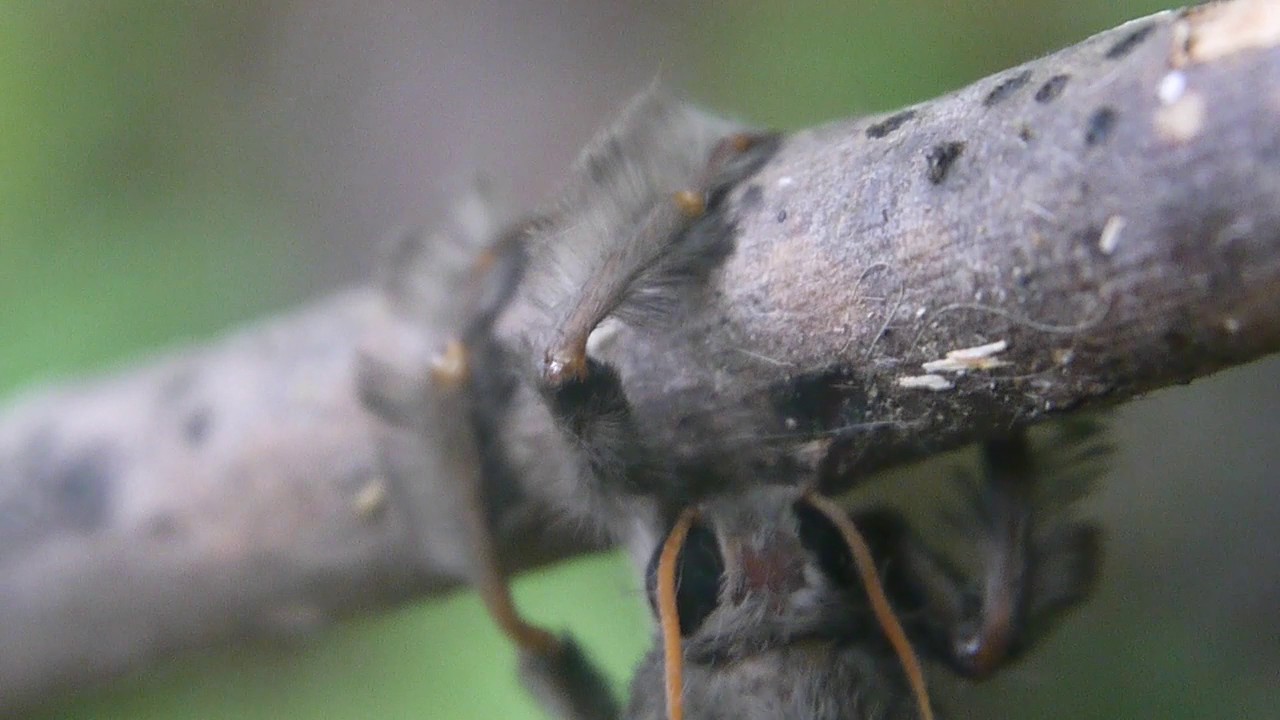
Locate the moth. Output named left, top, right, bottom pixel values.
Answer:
left=358, top=86, right=1104, bottom=720
left=619, top=427, right=1103, bottom=720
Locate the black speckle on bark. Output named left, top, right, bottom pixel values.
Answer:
left=776, top=209, right=788, bottom=223
left=1, top=432, right=116, bottom=549
left=1105, top=23, right=1155, bottom=59
left=145, top=514, right=184, bottom=541
left=866, top=110, right=916, bottom=139
left=925, top=142, right=966, bottom=185
left=183, top=407, right=212, bottom=447
left=52, top=444, right=116, bottom=533
left=1085, top=107, right=1118, bottom=146
left=1035, top=74, right=1070, bottom=103
left=984, top=70, right=1032, bottom=107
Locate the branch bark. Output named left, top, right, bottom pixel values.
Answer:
left=607, top=2, right=1280, bottom=488
left=1, top=1, right=1277, bottom=711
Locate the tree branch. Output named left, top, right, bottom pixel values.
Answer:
left=607, top=2, right=1280, bottom=488
left=1, top=1, right=1277, bottom=711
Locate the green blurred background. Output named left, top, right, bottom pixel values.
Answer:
left=4, top=1, right=1277, bottom=718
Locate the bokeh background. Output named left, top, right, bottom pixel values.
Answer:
left=3, top=1, right=1276, bottom=718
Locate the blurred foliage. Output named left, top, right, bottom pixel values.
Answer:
left=42, top=554, right=647, bottom=720
left=9, top=1, right=1259, bottom=719
left=683, top=0, right=1173, bottom=126
left=0, top=2, right=297, bottom=395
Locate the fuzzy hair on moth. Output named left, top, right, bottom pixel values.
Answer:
left=359, top=85, right=1105, bottom=720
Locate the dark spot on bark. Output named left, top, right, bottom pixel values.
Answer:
left=1105, top=23, right=1155, bottom=59
left=1085, top=107, right=1118, bottom=146
left=776, top=209, right=788, bottom=223
left=183, top=407, right=212, bottom=447
left=146, top=514, right=184, bottom=541
left=1035, top=74, right=1070, bottom=103
left=53, top=444, right=115, bottom=533
left=1018, top=124, right=1034, bottom=142
left=866, top=110, right=916, bottom=139
left=740, top=183, right=764, bottom=211
left=984, top=70, right=1032, bottom=107
left=0, top=432, right=118, bottom=557
left=925, top=141, right=966, bottom=184
left=769, top=367, right=867, bottom=436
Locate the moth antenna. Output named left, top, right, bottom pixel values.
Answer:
left=444, top=226, right=560, bottom=656
left=432, top=336, right=560, bottom=656
left=540, top=180, right=710, bottom=386
left=804, top=493, right=936, bottom=720
left=542, top=129, right=780, bottom=387
left=527, top=87, right=781, bottom=387
left=657, top=507, right=700, bottom=720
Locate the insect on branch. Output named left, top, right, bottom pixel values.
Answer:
left=0, top=0, right=1276, bottom=713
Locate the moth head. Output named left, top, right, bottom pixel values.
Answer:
left=650, top=492, right=917, bottom=644
left=638, top=490, right=934, bottom=720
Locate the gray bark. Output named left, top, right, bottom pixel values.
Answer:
left=608, top=3, right=1280, bottom=488
left=1, top=1, right=1277, bottom=712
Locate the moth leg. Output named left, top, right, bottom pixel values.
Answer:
left=444, top=228, right=620, bottom=719
left=518, top=636, right=621, bottom=720
left=426, top=337, right=549, bottom=647
left=450, top=339, right=619, bottom=720
left=851, top=428, right=1103, bottom=680
left=952, top=430, right=1102, bottom=678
